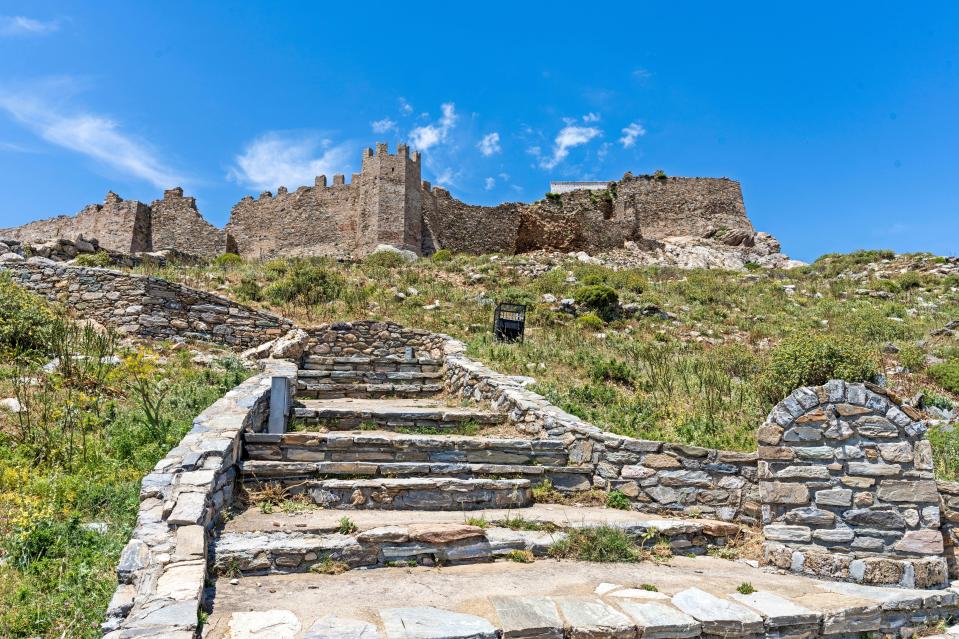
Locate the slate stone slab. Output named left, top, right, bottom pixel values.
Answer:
left=381, top=607, right=497, bottom=639
left=615, top=601, right=700, bottom=639
left=304, top=617, right=381, bottom=639
left=490, top=596, right=564, bottom=639
left=227, top=609, right=302, bottom=638
left=553, top=597, right=637, bottom=639
left=671, top=588, right=764, bottom=637
left=728, top=591, right=820, bottom=628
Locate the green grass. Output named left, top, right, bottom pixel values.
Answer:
left=128, top=251, right=959, bottom=459
left=0, top=279, right=247, bottom=638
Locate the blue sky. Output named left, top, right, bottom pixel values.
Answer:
left=1, top=2, right=957, bottom=262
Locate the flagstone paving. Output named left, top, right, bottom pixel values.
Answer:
left=201, top=556, right=959, bottom=638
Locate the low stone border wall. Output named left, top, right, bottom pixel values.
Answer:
left=440, top=339, right=760, bottom=525
left=940, top=480, right=959, bottom=579
left=102, top=358, right=297, bottom=638
left=1, top=258, right=290, bottom=348
left=304, top=321, right=448, bottom=359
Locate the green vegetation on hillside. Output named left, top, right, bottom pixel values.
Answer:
left=133, top=250, right=959, bottom=457
left=0, top=274, right=246, bottom=638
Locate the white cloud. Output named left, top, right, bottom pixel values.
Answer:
left=0, top=89, right=183, bottom=187
left=0, top=16, right=60, bottom=36
left=538, top=125, right=602, bottom=170
left=583, top=112, right=601, bottom=123
left=408, top=102, right=457, bottom=151
left=619, top=122, right=646, bottom=148
left=597, top=142, right=611, bottom=161
left=632, top=68, right=652, bottom=81
left=228, top=132, right=352, bottom=191
left=370, top=117, right=396, bottom=134
left=434, top=166, right=459, bottom=186
left=484, top=176, right=495, bottom=190
left=477, top=132, right=501, bottom=156
left=398, top=97, right=413, bottom=115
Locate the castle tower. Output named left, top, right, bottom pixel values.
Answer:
left=357, top=142, right=422, bottom=255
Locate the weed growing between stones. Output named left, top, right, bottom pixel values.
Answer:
left=548, top=526, right=672, bottom=563
left=465, top=516, right=488, bottom=528
left=640, top=583, right=658, bottom=592
left=495, top=515, right=559, bottom=533
left=605, top=490, right=631, bottom=510
left=737, top=582, right=756, bottom=595
left=310, top=557, right=351, bottom=575
left=505, top=549, right=535, bottom=563
left=338, top=516, right=358, bottom=534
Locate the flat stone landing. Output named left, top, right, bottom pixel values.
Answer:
left=203, top=556, right=959, bottom=639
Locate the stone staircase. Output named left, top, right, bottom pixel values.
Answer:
left=296, top=355, right=444, bottom=399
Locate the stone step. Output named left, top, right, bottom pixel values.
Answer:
left=295, top=381, right=444, bottom=400
left=240, top=460, right=593, bottom=492
left=213, top=506, right=742, bottom=576
left=244, top=430, right=567, bottom=466
left=300, top=355, right=443, bottom=372
left=290, top=399, right=505, bottom=430
left=245, top=477, right=533, bottom=511
left=298, top=369, right=444, bottom=382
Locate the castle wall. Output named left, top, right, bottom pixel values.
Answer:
left=224, top=179, right=360, bottom=260
left=151, top=188, right=229, bottom=258
left=1, top=144, right=756, bottom=261
left=0, top=192, right=152, bottom=253
left=621, top=175, right=752, bottom=240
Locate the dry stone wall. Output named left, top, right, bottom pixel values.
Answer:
left=0, top=258, right=290, bottom=348
left=102, top=358, right=298, bottom=637
left=304, top=320, right=448, bottom=360
left=758, top=381, right=947, bottom=588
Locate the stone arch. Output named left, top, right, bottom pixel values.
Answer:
left=758, top=380, right=947, bottom=588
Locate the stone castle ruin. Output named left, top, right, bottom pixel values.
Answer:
left=1, top=143, right=760, bottom=261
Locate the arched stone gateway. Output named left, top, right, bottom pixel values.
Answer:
left=759, top=380, right=948, bottom=588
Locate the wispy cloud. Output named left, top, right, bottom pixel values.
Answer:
left=477, top=132, right=501, bottom=156
left=619, top=122, right=646, bottom=148
left=228, top=132, right=352, bottom=191
left=0, top=16, right=60, bottom=36
left=398, top=97, right=413, bottom=115
left=409, top=102, right=457, bottom=150
left=583, top=112, right=601, bottom=123
left=0, top=87, right=184, bottom=187
left=370, top=117, right=396, bottom=134
left=484, top=176, right=495, bottom=190
left=537, top=124, right=602, bottom=170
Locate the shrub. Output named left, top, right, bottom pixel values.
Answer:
left=364, top=250, right=408, bottom=269
left=605, top=490, right=631, bottom=510
left=575, top=284, right=618, bottom=320
left=590, top=358, right=634, bottom=385
left=897, top=344, right=926, bottom=371
left=263, top=260, right=344, bottom=305
left=72, top=251, right=112, bottom=267
left=737, top=582, right=756, bottom=595
left=213, top=253, right=243, bottom=269
left=577, top=313, right=605, bottom=330
left=431, top=249, right=453, bottom=262
left=929, top=360, right=959, bottom=394
left=234, top=276, right=263, bottom=302
left=763, top=333, right=877, bottom=402
left=0, top=273, right=57, bottom=355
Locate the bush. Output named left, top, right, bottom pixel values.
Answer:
left=577, top=312, right=605, bottom=330
left=590, top=358, right=634, bottom=385
left=606, top=490, right=632, bottom=510
left=430, top=249, right=453, bottom=262
left=72, top=251, right=112, bottom=268
left=929, top=360, right=959, bottom=394
left=763, top=333, right=877, bottom=402
left=575, top=285, right=618, bottom=320
left=364, top=250, right=409, bottom=269
left=0, top=273, right=57, bottom=355
left=263, top=259, right=344, bottom=305
left=234, top=276, right=263, bottom=302
left=213, top=253, right=243, bottom=269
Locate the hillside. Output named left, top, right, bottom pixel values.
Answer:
left=128, top=249, right=959, bottom=471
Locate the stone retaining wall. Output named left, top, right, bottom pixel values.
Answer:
left=1, top=258, right=291, bottom=348
left=102, top=358, right=297, bottom=638
left=939, top=480, right=959, bottom=580
left=304, top=321, right=448, bottom=359
left=439, top=340, right=760, bottom=525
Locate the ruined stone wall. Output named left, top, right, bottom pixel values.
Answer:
left=421, top=187, right=521, bottom=254
left=304, top=321, right=448, bottom=360
left=1, top=258, right=291, bottom=348
left=759, top=381, right=947, bottom=588
left=622, top=175, right=753, bottom=240
left=150, top=188, right=230, bottom=258
left=0, top=192, right=152, bottom=253
left=225, top=178, right=360, bottom=260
